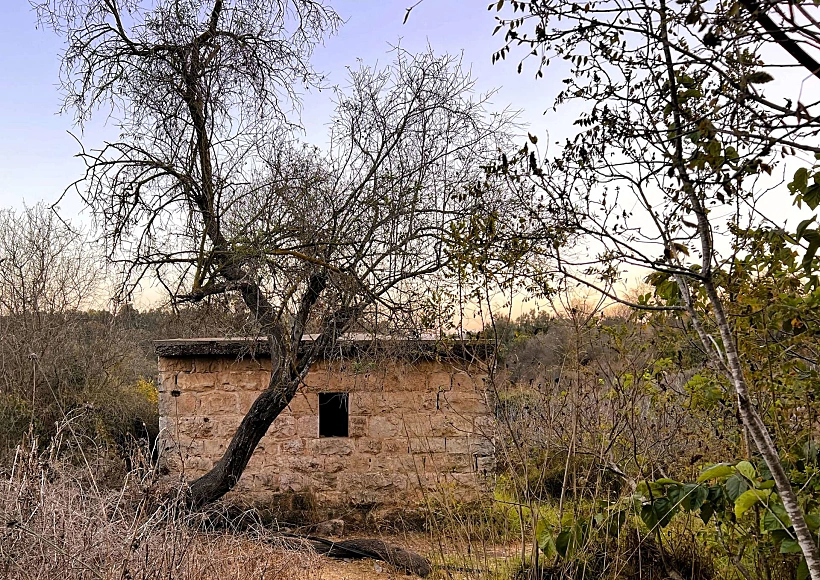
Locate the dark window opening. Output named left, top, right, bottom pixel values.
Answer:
left=319, top=392, right=349, bottom=437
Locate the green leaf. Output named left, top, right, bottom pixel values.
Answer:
left=726, top=474, right=749, bottom=501
left=735, top=460, right=756, bottom=481
left=802, top=230, right=820, bottom=274
left=789, top=167, right=809, bottom=194
left=641, top=498, right=678, bottom=529
left=734, top=488, right=773, bottom=519
left=640, top=503, right=659, bottom=530
left=697, top=463, right=735, bottom=482
left=555, top=529, right=572, bottom=558
left=555, top=525, right=587, bottom=559
left=763, top=505, right=790, bottom=531
left=535, top=518, right=556, bottom=558
left=781, top=538, right=802, bottom=554
left=798, top=558, right=809, bottom=580
left=655, top=477, right=682, bottom=486
left=745, top=71, right=775, bottom=84
left=684, top=484, right=708, bottom=511
left=605, top=509, right=627, bottom=536
left=805, top=183, right=820, bottom=210
left=797, top=216, right=817, bottom=239
left=699, top=501, right=715, bottom=524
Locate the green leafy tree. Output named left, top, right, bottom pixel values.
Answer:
left=486, top=0, right=820, bottom=574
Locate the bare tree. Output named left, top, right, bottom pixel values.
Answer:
left=35, top=0, right=510, bottom=507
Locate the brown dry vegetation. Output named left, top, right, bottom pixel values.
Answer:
left=0, top=434, right=323, bottom=580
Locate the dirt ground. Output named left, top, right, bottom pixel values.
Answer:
left=302, top=534, right=520, bottom=580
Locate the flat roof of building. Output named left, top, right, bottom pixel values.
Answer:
left=154, top=335, right=492, bottom=360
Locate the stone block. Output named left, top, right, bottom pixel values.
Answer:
left=322, top=456, right=348, bottom=474
left=309, top=438, right=354, bottom=456
left=350, top=393, right=391, bottom=415
left=382, top=438, right=409, bottom=454
left=341, top=472, right=408, bottom=502
left=474, top=414, right=496, bottom=432
left=369, top=415, right=402, bottom=438
left=219, top=370, right=270, bottom=392
left=476, top=455, right=496, bottom=474
left=287, top=393, right=316, bottom=415
left=176, top=372, right=217, bottom=393
left=267, top=414, right=297, bottom=439
left=179, top=456, right=213, bottom=474
left=254, top=472, right=280, bottom=490
left=408, top=437, right=446, bottom=453
left=157, top=373, right=177, bottom=394
left=280, top=438, right=305, bottom=455
left=470, top=437, right=495, bottom=456
left=361, top=453, right=417, bottom=473
left=374, top=369, right=421, bottom=392
left=311, top=471, right=339, bottom=491
left=245, top=449, right=266, bottom=472
left=349, top=416, right=367, bottom=438
left=417, top=452, right=472, bottom=473
left=191, top=358, right=225, bottom=373
left=296, top=415, right=318, bottom=438
left=432, top=413, right=474, bottom=436
left=237, top=390, right=262, bottom=412
left=451, top=371, right=480, bottom=391
left=444, top=437, right=470, bottom=454
left=402, top=414, right=431, bottom=437
left=356, top=438, right=382, bottom=454
left=443, top=436, right=494, bottom=456
left=393, top=392, right=438, bottom=412
left=279, top=473, right=309, bottom=492
left=426, top=372, right=453, bottom=393
left=162, top=391, right=199, bottom=415
left=200, top=391, right=238, bottom=415
left=439, top=392, right=490, bottom=415
left=173, top=416, right=213, bottom=439
left=158, top=357, right=195, bottom=373
left=446, top=472, right=486, bottom=490
left=288, top=455, right=323, bottom=473
left=304, top=369, right=360, bottom=392
left=224, top=357, right=272, bottom=372
left=203, top=438, right=228, bottom=457
left=215, top=417, right=242, bottom=438
left=158, top=394, right=173, bottom=416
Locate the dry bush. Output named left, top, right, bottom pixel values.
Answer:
left=0, top=434, right=319, bottom=580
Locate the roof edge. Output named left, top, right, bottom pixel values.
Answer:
left=154, top=336, right=494, bottom=361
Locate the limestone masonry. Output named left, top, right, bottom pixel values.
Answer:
left=155, top=338, right=496, bottom=506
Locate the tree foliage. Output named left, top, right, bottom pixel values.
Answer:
left=485, top=0, right=820, bottom=575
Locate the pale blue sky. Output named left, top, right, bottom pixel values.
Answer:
left=0, top=0, right=814, bottom=233
left=0, top=1, right=559, bottom=219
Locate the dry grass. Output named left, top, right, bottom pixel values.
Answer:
left=0, top=435, right=321, bottom=580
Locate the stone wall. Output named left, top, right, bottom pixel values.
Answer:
left=157, top=344, right=495, bottom=506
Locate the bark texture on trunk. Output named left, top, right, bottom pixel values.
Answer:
left=186, top=369, right=299, bottom=509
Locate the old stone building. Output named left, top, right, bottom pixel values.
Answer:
left=155, top=337, right=495, bottom=507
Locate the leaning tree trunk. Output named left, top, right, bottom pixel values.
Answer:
left=186, top=367, right=300, bottom=508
